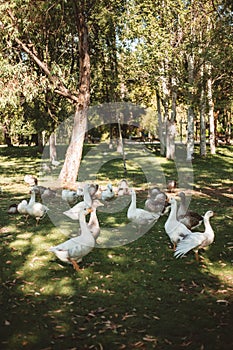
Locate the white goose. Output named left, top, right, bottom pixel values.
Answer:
left=49, top=207, right=95, bottom=271
left=63, top=184, right=93, bottom=220
left=87, top=199, right=104, bottom=241
left=26, top=189, right=49, bottom=225
left=101, top=183, right=115, bottom=201
left=164, top=197, right=191, bottom=249
left=51, top=156, right=61, bottom=167
left=62, top=189, right=78, bottom=205
left=17, top=199, right=29, bottom=217
left=127, top=189, right=160, bottom=232
left=174, top=211, right=215, bottom=261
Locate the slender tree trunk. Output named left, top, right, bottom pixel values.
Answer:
left=200, top=63, right=206, bottom=156
left=187, top=107, right=195, bottom=160
left=160, top=60, right=170, bottom=157
left=3, top=122, right=13, bottom=147
left=206, top=63, right=216, bottom=154
left=166, top=76, right=177, bottom=160
left=156, top=90, right=165, bottom=155
left=49, top=132, right=57, bottom=161
left=171, top=76, right=177, bottom=121
left=186, top=53, right=195, bottom=161
left=166, top=120, right=176, bottom=160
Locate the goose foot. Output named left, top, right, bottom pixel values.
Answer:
left=69, top=259, right=81, bottom=271
left=195, top=251, right=199, bottom=262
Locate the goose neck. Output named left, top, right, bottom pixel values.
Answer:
left=88, top=211, right=99, bottom=227
left=130, top=191, right=136, bottom=210
left=169, top=201, right=177, bottom=220
left=29, top=191, right=36, bottom=205
left=204, top=216, right=212, bottom=231
left=84, top=185, right=92, bottom=207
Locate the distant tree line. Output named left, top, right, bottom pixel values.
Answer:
left=0, top=0, right=232, bottom=183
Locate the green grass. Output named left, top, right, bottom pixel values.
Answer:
left=0, top=144, right=232, bottom=350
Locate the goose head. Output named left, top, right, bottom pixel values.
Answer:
left=107, top=183, right=113, bottom=191
left=178, top=192, right=186, bottom=200
left=205, top=210, right=214, bottom=219
left=92, top=199, right=104, bottom=209
left=168, top=197, right=176, bottom=205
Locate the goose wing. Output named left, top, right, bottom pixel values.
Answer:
left=174, top=232, right=204, bottom=258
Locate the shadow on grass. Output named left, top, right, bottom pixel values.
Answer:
left=0, top=145, right=232, bottom=349
left=0, top=226, right=232, bottom=350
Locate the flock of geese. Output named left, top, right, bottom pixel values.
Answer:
left=8, top=176, right=215, bottom=271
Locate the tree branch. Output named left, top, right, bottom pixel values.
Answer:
left=7, top=9, right=79, bottom=104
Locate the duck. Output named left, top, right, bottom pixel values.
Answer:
left=145, top=187, right=170, bottom=215
left=101, top=183, right=115, bottom=201
left=177, top=192, right=203, bottom=230
left=26, top=189, right=49, bottom=225
left=49, top=207, right=95, bottom=271
left=164, top=197, right=191, bottom=249
left=63, top=184, right=93, bottom=220
left=117, top=179, right=130, bottom=196
left=87, top=199, right=104, bottom=241
left=174, top=210, right=215, bottom=261
left=127, top=189, right=160, bottom=232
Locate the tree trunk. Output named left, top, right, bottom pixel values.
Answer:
left=166, top=120, right=176, bottom=160
left=186, top=52, right=195, bottom=161
left=200, top=63, right=206, bottom=156
left=187, top=107, right=195, bottom=161
left=49, top=132, right=57, bottom=161
left=160, top=60, right=170, bottom=156
left=59, top=2, right=90, bottom=186
left=3, top=122, right=13, bottom=147
left=156, top=90, right=165, bottom=155
left=206, top=63, right=215, bottom=154
left=166, top=76, right=177, bottom=160
left=59, top=108, right=87, bottom=186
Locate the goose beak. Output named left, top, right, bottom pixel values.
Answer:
left=87, top=208, right=93, bottom=214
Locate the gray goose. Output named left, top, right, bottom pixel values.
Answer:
left=145, top=187, right=170, bottom=215
left=177, top=192, right=203, bottom=230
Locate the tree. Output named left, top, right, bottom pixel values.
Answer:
left=1, top=1, right=92, bottom=185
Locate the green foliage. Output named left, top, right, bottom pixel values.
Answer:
left=0, top=0, right=232, bottom=146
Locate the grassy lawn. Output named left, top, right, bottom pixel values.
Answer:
left=0, top=144, right=232, bottom=350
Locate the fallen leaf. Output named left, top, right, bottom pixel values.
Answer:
left=143, top=336, right=157, bottom=344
